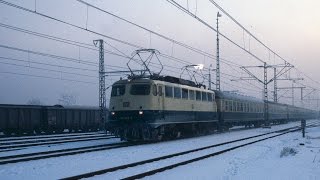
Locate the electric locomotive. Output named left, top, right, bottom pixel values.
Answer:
left=107, top=76, right=218, bottom=141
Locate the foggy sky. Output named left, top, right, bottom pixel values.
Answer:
left=0, top=0, right=319, bottom=108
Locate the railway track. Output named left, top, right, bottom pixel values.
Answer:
left=0, top=131, right=106, bottom=142
left=0, top=141, right=148, bottom=165
left=0, top=134, right=116, bottom=150
left=61, top=122, right=320, bottom=180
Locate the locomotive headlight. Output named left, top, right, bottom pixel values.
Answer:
left=139, top=110, right=143, bottom=115
left=111, top=112, right=115, bottom=115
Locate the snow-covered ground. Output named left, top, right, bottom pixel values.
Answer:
left=0, top=120, right=319, bottom=180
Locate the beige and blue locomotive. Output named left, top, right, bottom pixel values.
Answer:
left=107, top=76, right=218, bottom=140
left=107, top=76, right=319, bottom=141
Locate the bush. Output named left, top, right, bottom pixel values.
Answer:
left=280, top=147, right=298, bottom=157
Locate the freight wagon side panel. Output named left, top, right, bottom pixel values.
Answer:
left=0, top=107, right=6, bottom=133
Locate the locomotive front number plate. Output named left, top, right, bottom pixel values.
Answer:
left=123, top=102, right=130, bottom=107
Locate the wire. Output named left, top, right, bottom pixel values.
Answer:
left=166, top=0, right=265, bottom=63
left=0, top=56, right=97, bottom=72
left=208, top=0, right=291, bottom=65
left=0, top=44, right=98, bottom=66
left=0, top=61, right=98, bottom=78
left=0, top=71, right=97, bottom=84
left=76, top=0, right=218, bottom=60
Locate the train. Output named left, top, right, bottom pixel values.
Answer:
left=106, top=75, right=319, bottom=141
left=0, top=104, right=104, bottom=136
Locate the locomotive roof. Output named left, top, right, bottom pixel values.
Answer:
left=113, top=75, right=205, bottom=88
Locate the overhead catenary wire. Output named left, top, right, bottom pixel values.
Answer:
left=0, top=71, right=98, bottom=84
left=0, top=0, right=246, bottom=71
left=0, top=0, right=317, bottom=107
left=166, top=0, right=265, bottom=64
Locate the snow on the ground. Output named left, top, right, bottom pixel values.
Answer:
left=149, top=123, right=320, bottom=180
left=0, top=120, right=319, bottom=180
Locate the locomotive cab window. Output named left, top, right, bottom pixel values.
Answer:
left=111, top=85, right=125, bottom=97
left=130, top=84, right=150, bottom=95
left=158, top=86, right=163, bottom=96
left=152, top=84, right=157, bottom=96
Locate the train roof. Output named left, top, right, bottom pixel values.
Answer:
left=0, top=104, right=101, bottom=110
left=113, top=75, right=205, bottom=88
left=214, top=91, right=264, bottom=103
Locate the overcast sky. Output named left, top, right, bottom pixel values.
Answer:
left=0, top=0, right=319, bottom=108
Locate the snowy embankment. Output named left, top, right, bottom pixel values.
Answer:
left=0, top=120, right=319, bottom=179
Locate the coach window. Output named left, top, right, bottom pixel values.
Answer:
left=202, top=92, right=207, bottom=101
left=189, top=90, right=195, bottom=100
left=234, top=102, right=237, bottom=112
left=225, top=101, right=229, bottom=111
left=165, top=86, right=173, bottom=98
left=196, top=91, right=201, bottom=101
left=182, top=88, right=188, bottom=99
left=237, top=102, right=240, bottom=112
left=174, top=87, right=181, bottom=99
left=158, top=86, right=163, bottom=96
left=152, top=84, right=157, bottom=96
left=208, top=93, right=213, bottom=101
left=111, top=85, right=125, bottom=97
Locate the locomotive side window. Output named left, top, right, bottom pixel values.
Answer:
left=189, top=90, right=195, bottom=100
left=111, top=85, right=125, bottom=97
left=202, top=92, right=207, bottom=101
left=130, top=84, right=150, bottom=95
left=196, top=91, right=201, bottom=101
left=152, top=84, right=157, bottom=96
left=174, top=87, right=181, bottom=99
left=182, top=88, right=188, bottom=99
left=208, top=93, right=213, bottom=101
left=165, top=86, right=173, bottom=97
left=158, top=86, right=163, bottom=96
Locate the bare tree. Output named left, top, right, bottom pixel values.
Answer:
left=58, top=93, right=77, bottom=106
left=27, top=98, right=43, bottom=105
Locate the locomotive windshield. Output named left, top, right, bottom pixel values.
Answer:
left=130, top=84, right=150, bottom=95
left=111, top=85, right=125, bottom=97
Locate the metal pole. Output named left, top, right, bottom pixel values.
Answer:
left=301, top=119, right=306, bottom=138
left=209, top=66, right=211, bottom=90
left=292, top=81, right=294, bottom=106
left=94, top=39, right=106, bottom=129
left=216, top=12, right=221, bottom=91
left=264, top=62, right=269, bottom=126
left=273, top=68, right=277, bottom=102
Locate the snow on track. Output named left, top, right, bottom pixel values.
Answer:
left=0, top=120, right=319, bottom=180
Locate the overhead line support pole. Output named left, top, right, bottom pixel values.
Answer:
left=94, top=39, right=106, bottom=129
left=274, top=67, right=277, bottom=102
left=216, top=12, right=221, bottom=91
left=263, top=62, right=269, bottom=126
